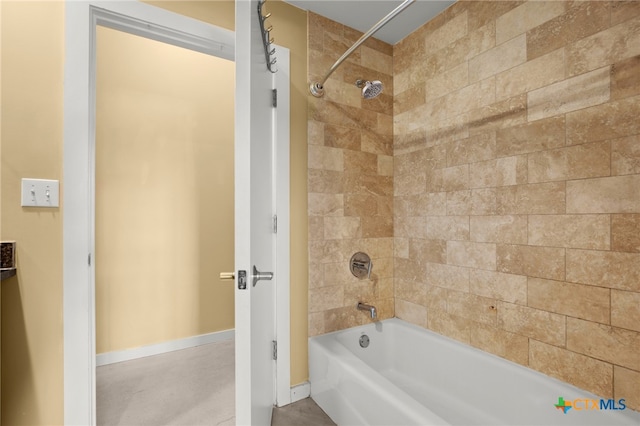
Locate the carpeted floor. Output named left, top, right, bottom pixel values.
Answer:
left=97, top=339, right=335, bottom=426
left=97, top=340, right=235, bottom=425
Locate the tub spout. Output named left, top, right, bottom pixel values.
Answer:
left=357, top=302, right=377, bottom=319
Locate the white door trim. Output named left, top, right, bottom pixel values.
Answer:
left=63, top=2, right=290, bottom=424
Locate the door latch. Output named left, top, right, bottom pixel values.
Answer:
left=238, top=270, right=247, bottom=290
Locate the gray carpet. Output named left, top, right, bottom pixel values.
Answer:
left=97, top=340, right=335, bottom=426
left=97, top=340, right=235, bottom=426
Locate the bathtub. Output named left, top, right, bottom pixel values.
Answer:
left=309, top=318, right=640, bottom=426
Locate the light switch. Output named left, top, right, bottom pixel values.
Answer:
left=21, top=178, right=60, bottom=207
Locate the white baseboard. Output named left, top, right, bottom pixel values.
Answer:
left=96, top=329, right=235, bottom=366
left=290, top=381, right=310, bottom=403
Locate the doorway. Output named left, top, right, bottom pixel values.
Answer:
left=94, top=26, right=235, bottom=423
left=63, top=2, right=291, bottom=423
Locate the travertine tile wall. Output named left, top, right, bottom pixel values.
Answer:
left=393, top=0, right=640, bottom=410
left=307, top=12, right=395, bottom=336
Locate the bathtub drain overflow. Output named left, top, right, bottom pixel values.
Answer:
left=359, top=334, right=370, bottom=348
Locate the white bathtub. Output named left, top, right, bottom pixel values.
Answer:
left=309, top=318, right=640, bottom=426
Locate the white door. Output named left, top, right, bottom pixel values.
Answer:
left=235, top=1, right=277, bottom=425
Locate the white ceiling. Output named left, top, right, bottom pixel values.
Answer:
left=284, top=0, right=455, bottom=45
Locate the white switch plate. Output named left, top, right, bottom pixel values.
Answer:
left=21, top=178, right=60, bottom=207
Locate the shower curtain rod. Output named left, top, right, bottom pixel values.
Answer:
left=309, top=0, right=415, bottom=98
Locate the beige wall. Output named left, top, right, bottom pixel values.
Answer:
left=393, top=0, right=640, bottom=411
left=95, top=27, right=235, bottom=353
left=1, top=1, right=65, bottom=424
left=307, top=12, right=395, bottom=336
left=0, top=0, right=308, bottom=423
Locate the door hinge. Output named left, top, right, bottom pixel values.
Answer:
left=273, top=214, right=278, bottom=234
left=272, top=340, right=277, bottom=360
left=88, top=253, right=92, bottom=266
left=272, top=89, right=277, bottom=108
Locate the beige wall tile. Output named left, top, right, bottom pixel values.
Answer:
left=497, top=244, right=565, bottom=281
left=322, top=262, right=350, bottom=287
left=446, top=190, right=472, bottom=215
left=566, top=16, right=640, bottom=77
left=395, top=299, right=428, bottom=329
left=611, top=290, right=640, bottom=332
left=527, top=67, right=610, bottom=122
left=395, top=86, right=426, bottom=115
left=470, top=188, right=498, bottom=215
left=394, top=238, right=409, bottom=259
left=611, top=55, right=640, bottom=101
left=426, top=216, right=469, bottom=241
left=394, top=173, right=427, bottom=197
left=395, top=258, right=427, bottom=283
left=431, top=20, right=496, bottom=75
left=470, top=215, right=527, bottom=244
left=528, top=278, right=610, bottom=324
left=467, top=1, right=523, bottom=32
left=447, top=240, right=497, bottom=270
left=362, top=216, right=393, bottom=238
left=425, top=61, right=469, bottom=103
left=308, top=169, right=344, bottom=194
left=566, top=175, right=640, bottom=214
left=447, top=290, right=497, bottom=326
left=498, top=301, right=566, bottom=346
left=427, top=262, right=470, bottom=292
left=470, top=269, right=527, bottom=304
left=428, top=165, right=470, bottom=192
left=344, top=281, right=376, bottom=305
left=528, top=214, right=610, bottom=250
left=395, top=278, right=426, bottom=306
left=496, top=48, right=564, bottom=101
left=362, top=130, right=393, bottom=156
left=410, top=238, right=447, bottom=265
left=309, top=120, right=324, bottom=146
left=471, top=323, right=529, bottom=365
left=361, top=45, right=392, bottom=75
left=566, top=249, right=640, bottom=292
left=530, top=340, right=613, bottom=399
left=377, top=277, right=394, bottom=300
left=611, top=214, right=640, bottom=253
left=566, top=96, right=640, bottom=146
left=469, top=156, right=528, bottom=188
left=323, top=216, right=361, bottom=240
left=497, top=182, right=566, bottom=215
left=468, top=93, right=528, bottom=135
left=495, top=1, right=565, bottom=45
left=308, top=218, right=324, bottom=242
left=612, top=135, right=640, bottom=176
left=308, top=144, right=344, bottom=171
left=496, top=116, right=565, bottom=157
left=394, top=216, right=427, bottom=239
left=424, top=10, right=469, bottom=57
left=614, top=366, right=640, bottom=412
left=309, top=285, right=344, bottom=313
left=527, top=141, right=611, bottom=184
left=343, top=150, right=378, bottom=174
left=434, top=78, right=496, bottom=117
left=447, top=132, right=496, bottom=167
left=395, top=145, right=447, bottom=175
left=345, top=173, right=393, bottom=196
left=469, top=34, right=526, bottom=82
left=324, top=124, right=360, bottom=150
left=567, top=317, right=640, bottom=371
left=308, top=193, right=343, bottom=217
left=428, top=310, right=471, bottom=344
left=611, top=1, right=640, bottom=26
left=526, top=1, right=610, bottom=61
left=377, top=155, right=394, bottom=177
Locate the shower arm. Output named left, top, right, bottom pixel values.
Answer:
left=309, top=0, right=415, bottom=97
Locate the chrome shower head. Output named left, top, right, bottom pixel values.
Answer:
left=356, top=80, right=383, bottom=99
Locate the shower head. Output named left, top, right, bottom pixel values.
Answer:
left=356, top=80, right=384, bottom=99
